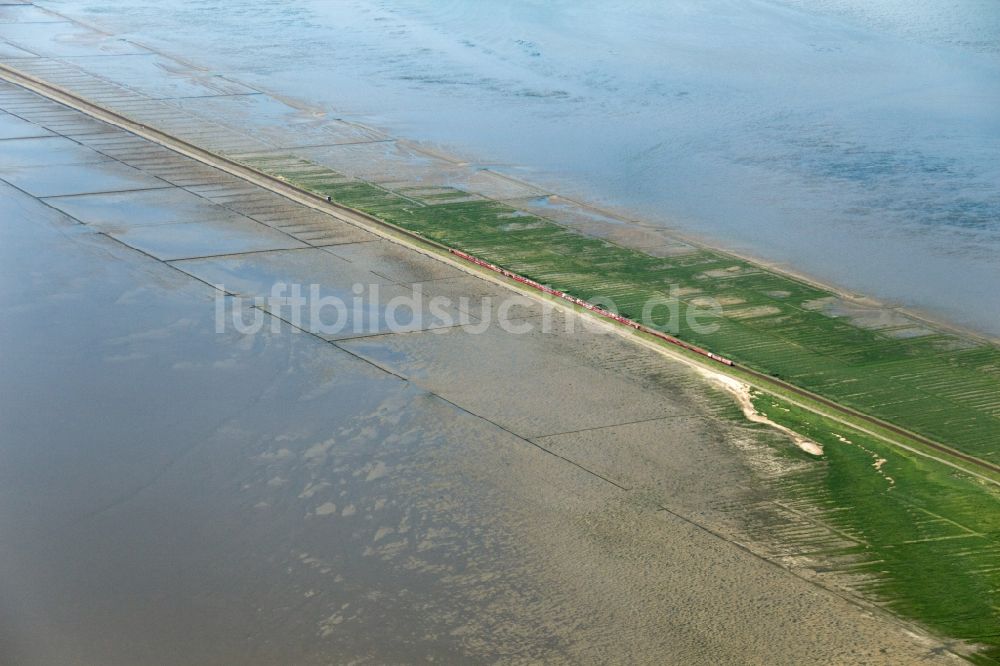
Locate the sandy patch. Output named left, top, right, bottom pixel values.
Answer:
left=315, top=502, right=338, bottom=516
left=697, top=369, right=823, bottom=456
left=883, top=326, right=935, bottom=339
left=802, top=296, right=928, bottom=335
left=691, top=295, right=744, bottom=308
left=726, top=305, right=782, bottom=320
left=699, top=266, right=755, bottom=279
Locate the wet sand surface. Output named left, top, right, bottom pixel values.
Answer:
left=0, top=79, right=960, bottom=664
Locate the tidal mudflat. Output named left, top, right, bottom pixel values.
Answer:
left=2, top=5, right=999, bottom=662
left=0, top=80, right=970, bottom=663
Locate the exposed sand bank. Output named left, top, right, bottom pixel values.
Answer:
left=696, top=367, right=824, bottom=456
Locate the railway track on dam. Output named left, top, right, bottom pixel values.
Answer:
left=4, top=62, right=997, bottom=484
left=444, top=243, right=1000, bottom=479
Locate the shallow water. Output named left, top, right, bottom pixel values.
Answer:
left=0, top=59, right=980, bottom=663
left=1, top=120, right=949, bottom=663
left=37, top=0, right=1000, bottom=334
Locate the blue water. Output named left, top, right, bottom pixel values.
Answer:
left=43, top=0, right=1000, bottom=334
